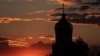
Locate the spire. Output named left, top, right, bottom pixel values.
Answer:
left=62, top=3, right=65, bottom=14
left=61, top=3, right=66, bottom=20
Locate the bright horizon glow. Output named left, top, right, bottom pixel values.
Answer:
left=16, top=49, right=49, bottom=56
left=0, top=48, right=51, bottom=56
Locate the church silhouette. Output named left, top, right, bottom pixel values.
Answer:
left=51, top=4, right=73, bottom=56
left=51, top=4, right=89, bottom=56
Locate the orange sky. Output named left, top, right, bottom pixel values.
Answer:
left=0, top=1, right=100, bottom=56
left=0, top=0, right=100, bottom=47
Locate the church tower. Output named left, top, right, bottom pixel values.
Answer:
left=55, top=4, right=73, bottom=44
left=51, top=4, right=73, bottom=56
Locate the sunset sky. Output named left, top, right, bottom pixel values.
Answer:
left=0, top=0, right=100, bottom=47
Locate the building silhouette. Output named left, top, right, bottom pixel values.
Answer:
left=51, top=4, right=73, bottom=56
left=51, top=4, right=89, bottom=56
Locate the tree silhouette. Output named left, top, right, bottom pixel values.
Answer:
left=97, top=52, right=100, bottom=56
left=0, top=37, right=9, bottom=49
left=74, top=37, right=89, bottom=56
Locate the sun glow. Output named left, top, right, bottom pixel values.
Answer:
left=19, top=54, right=39, bottom=56
left=18, top=50, right=43, bottom=56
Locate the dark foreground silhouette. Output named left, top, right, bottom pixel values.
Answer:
left=50, top=4, right=89, bottom=56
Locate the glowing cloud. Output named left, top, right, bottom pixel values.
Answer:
left=8, top=39, right=28, bottom=47
left=39, top=35, right=55, bottom=41
left=57, top=0, right=77, bottom=5
left=34, top=10, right=46, bottom=14
left=25, top=10, right=46, bottom=15
left=0, top=17, right=22, bottom=23
left=28, top=37, right=33, bottom=39
left=39, top=36, right=45, bottom=39
left=22, top=18, right=32, bottom=21
left=47, top=0, right=83, bottom=5
left=0, top=17, right=33, bottom=23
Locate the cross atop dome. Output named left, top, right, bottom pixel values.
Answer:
left=62, top=3, right=65, bottom=14
left=61, top=3, right=66, bottom=20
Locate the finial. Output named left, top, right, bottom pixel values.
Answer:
left=62, top=3, right=65, bottom=14
left=61, top=3, right=66, bottom=19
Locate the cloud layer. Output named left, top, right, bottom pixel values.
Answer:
left=47, top=0, right=83, bottom=5
left=70, top=16, right=100, bottom=26
left=48, top=14, right=100, bottom=26
left=80, top=0, right=100, bottom=6
left=0, top=17, right=34, bottom=23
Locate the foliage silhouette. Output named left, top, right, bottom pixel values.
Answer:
left=0, top=37, right=9, bottom=48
